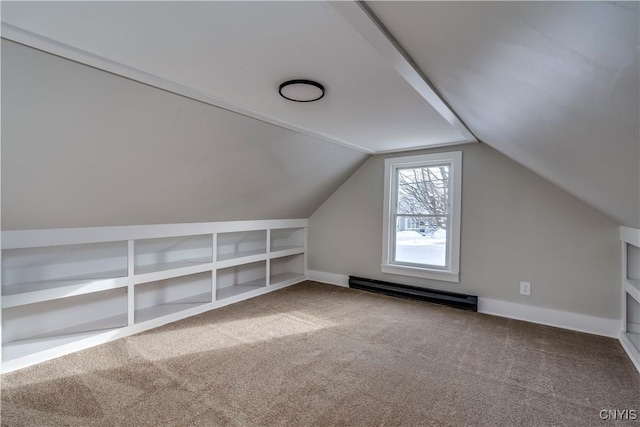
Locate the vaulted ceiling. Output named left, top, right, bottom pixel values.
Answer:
left=2, top=1, right=638, bottom=227
left=366, top=1, right=639, bottom=227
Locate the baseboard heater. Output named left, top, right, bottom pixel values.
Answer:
left=349, top=276, right=478, bottom=312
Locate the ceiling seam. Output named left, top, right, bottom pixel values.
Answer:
left=332, top=1, right=481, bottom=145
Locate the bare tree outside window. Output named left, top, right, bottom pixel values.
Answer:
left=394, top=165, right=450, bottom=267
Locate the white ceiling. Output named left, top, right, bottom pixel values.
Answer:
left=368, top=1, right=639, bottom=227
left=0, top=1, right=470, bottom=154
left=2, top=1, right=638, bottom=227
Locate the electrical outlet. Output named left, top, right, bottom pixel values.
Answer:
left=520, top=281, right=531, bottom=296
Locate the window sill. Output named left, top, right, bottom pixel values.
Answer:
left=381, top=264, right=459, bottom=283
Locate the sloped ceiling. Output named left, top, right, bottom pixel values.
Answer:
left=366, top=1, right=640, bottom=227
left=2, top=1, right=638, bottom=228
left=1, top=39, right=368, bottom=229
left=0, top=1, right=471, bottom=153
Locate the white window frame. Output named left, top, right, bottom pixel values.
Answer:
left=382, top=151, right=462, bottom=283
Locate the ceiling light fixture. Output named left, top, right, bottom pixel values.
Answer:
left=279, top=79, right=325, bottom=103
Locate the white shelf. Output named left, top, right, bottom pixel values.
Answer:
left=217, top=280, right=265, bottom=300
left=2, top=274, right=128, bottom=309
left=626, top=331, right=640, bottom=353
left=133, top=261, right=213, bottom=285
left=135, top=257, right=212, bottom=275
left=135, top=292, right=211, bottom=324
left=625, top=279, right=640, bottom=304
left=2, top=313, right=127, bottom=362
left=218, top=248, right=266, bottom=262
left=270, top=246, right=305, bottom=259
left=270, top=227, right=305, bottom=252
left=270, top=253, right=305, bottom=287
left=216, top=230, right=267, bottom=274
left=621, top=226, right=640, bottom=248
left=270, top=272, right=305, bottom=286
left=216, top=252, right=268, bottom=269
left=626, top=278, right=640, bottom=290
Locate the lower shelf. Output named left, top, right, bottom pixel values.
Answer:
left=3, top=313, right=127, bottom=362
left=217, top=281, right=265, bottom=300
left=627, top=331, right=640, bottom=353
left=270, top=272, right=305, bottom=286
left=135, top=292, right=212, bottom=324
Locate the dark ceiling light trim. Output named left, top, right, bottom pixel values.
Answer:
left=279, top=79, right=325, bottom=103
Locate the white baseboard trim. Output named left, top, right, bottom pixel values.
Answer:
left=478, top=297, right=619, bottom=338
left=307, top=270, right=349, bottom=287
left=307, top=270, right=619, bottom=338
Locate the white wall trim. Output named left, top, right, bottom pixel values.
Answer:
left=1, top=23, right=374, bottom=155
left=307, top=270, right=620, bottom=338
left=307, top=270, right=349, bottom=287
left=2, top=219, right=308, bottom=249
left=478, top=297, right=619, bottom=338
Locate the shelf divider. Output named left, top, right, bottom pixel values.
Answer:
left=128, top=240, right=135, bottom=326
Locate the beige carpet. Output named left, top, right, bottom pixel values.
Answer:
left=1, top=281, right=638, bottom=426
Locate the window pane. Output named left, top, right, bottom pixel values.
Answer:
left=396, top=165, right=450, bottom=215
left=394, top=216, right=447, bottom=267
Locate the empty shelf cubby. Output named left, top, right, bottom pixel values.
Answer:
left=2, top=288, right=128, bottom=362
left=270, top=228, right=305, bottom=255
left=216, top=230, right=267, bottom=265
left=134, top=271, right=212, bottom=324
left=270, top=253, right=305, bottom=285
left=216, top=261, right=266, bottom=300
left=1, top=241, right=128, bottom=308
left=134, top=234, right=213, bottom=276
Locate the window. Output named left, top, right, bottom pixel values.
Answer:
left=382, top=151, right=462, bottom=282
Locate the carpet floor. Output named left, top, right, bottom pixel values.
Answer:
left=1, top=281, right=638, bottom=426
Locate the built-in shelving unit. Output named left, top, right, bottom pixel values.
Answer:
left=620, top=226, right=640, bottom=373
left=1, top=219, right=307, bottom=372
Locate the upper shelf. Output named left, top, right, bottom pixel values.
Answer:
left=217, top=230, right=267, bottom=265
left=2, top=219, right=308, bottom=249
left=2, top=241, right=128, bottom=308
left=625, top=279, right=640, bottom=304
left=621, top=226, right=640, bottom=248
left=270, top=227, right=305, bottom=252
left=134, top=234, right=213, bottom=276
left=2, top=272, right=128, bottom=309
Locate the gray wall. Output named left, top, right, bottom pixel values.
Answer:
left=1, top=40, right=368, bottom=230
left=308, top=143, right=621, bottom=320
